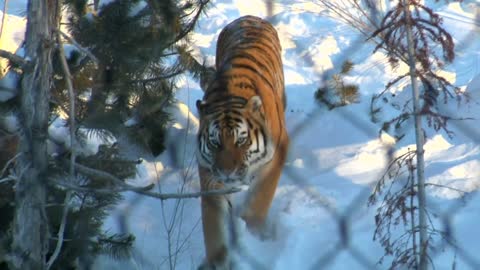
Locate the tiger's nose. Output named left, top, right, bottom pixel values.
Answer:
left=214, top=168, right=238, bottom=181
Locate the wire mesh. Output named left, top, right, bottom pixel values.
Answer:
left=108, top=1, right=480, bottom=269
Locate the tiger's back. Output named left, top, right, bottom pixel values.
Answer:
left=203, top=15, right=285, bottom=119
left=215, top=15, right=285, bottom=107
left=196, top=15, right=289, bottom=270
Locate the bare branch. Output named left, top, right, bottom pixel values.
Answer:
left=425, top=183, right=470, bottom=195
left=1, top=152, right=21, bottom=177
left=60, top=150, right=240, bottom=202
left=52, top=178, right=242, bottom=201
left=0, top=0, right=8, bottom=40
left=46, top=27, right=78, bottom=270
left=0, top=49, right=30, bottom=69
left=71, top=161, right=153, bottom=190
left=0, top=176, right=15, bottom=184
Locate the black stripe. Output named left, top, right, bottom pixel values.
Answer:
left=234, top=82, right=255, bottom=90
left=200, top=138, right=211, bottom=162
left=231, top=39, right=281, bottom=60
left=200, top=95, right=248, bottom=112
left=246, top=119, right=253, bottom=129
left=221, top=51, right=275, bottom=78
left=228, top=109, right=243, bottom=116
left=232, top=117, right=243, bottom=123
left=234, top=44, right=282, bottom=69
left=262, top=128, right=267, bottom=149
left=254, top=129, right=260, bottom=152
left=230, top=63, right=275, bottom=91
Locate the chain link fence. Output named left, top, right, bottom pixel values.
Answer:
left=104, top=1, right=480, bottom=269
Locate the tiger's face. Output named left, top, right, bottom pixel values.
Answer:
left=196, top=95, right=274, bottom=186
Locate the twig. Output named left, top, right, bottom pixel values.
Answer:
left=52, top=178, right=242, bottom=200
left=2, top=160, right=30, bottom=184
left=46, top=27, right=77, bottom=270
left=57, top=30, right=100, bottom=64
left=0, top=176, right=15, bottom=184
left=56, top=32, right=77, bottom=178
left=0, top=49, right=30, bottom=69
left=0, top=152, right=21, bottom=177
left=126, top=71, right=183, bottom=84
left=424, top=183, right=470, bottom=195
left=71, top=161, right=154, bottom=190
left=0, top=0, right=8, bottom=40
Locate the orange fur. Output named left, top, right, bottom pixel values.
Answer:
left=196, top=15, right=289, bottom=269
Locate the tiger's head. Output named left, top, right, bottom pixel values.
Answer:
left=196, top=95, right=274, bottom=186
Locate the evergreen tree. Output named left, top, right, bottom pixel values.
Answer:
left=0, top=0, right=210, bottom=269
left=61, top=0, right=209, bottom=156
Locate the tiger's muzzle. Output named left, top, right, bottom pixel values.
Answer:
left=212, top=166, right=251, bottom=187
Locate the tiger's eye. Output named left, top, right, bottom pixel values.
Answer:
left=237, top=137, right=247, bottom=145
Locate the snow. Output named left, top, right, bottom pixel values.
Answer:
left=429, top=160, right=480, bottom=199
left=0, top=11, right=26, bottom=77
left=0, top=71, right=19, bottom=101
left=2, top=0, right=480, bottom=269
left=140, top=1, right=478, bottom=267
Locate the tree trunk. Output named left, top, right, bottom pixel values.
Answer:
left=9, top=1, right=59, bottom=269
left=402, top=0, right=428, bottom=269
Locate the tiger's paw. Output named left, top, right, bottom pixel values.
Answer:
left=250, top=219, right=277, bottom=241
left=197, top=259, right=234, bottom=270
left=241, top=214, right=277, bottom=241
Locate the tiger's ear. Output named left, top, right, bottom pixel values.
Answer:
left=196, top=100, right=206, bottom=114
left=246, top=96, right=262, bottom=112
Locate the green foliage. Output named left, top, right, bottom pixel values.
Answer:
left=57, top=0, right=209, bottom=156
left=315, top=60, right=359, bottom=109
left=0, top=140, right=138, bottom=270
left=45, top=143, right=138, bottom=269
left=0, top=0, right=210, bottom=268
left=177, top=44, right=216, bottom=91
left=96, top=234, right=135, bottom=260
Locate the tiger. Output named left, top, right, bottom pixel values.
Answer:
left=196, top=15, right=289, bottom=269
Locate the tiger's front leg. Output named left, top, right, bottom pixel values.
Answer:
left=241, top=139, right=289, bottom=238
left=199, top=167, right=234, bottom=270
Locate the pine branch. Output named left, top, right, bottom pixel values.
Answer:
left=57, top=30, right=100, bottom=64
left=97, top=234, right=134, bottom=259
left=126, top=70, right=183, bottom=84
left=167, top=0, right=209, bottom=47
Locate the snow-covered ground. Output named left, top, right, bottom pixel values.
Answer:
left=2, top=0, right=480, bottom=269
